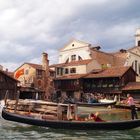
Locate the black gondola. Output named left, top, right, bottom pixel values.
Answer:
left=2, top=108, right=140, bottom=130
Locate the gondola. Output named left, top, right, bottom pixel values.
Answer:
left=2, top=108, right=140, bottom=130
left=76, top=100, right=116, bottom=107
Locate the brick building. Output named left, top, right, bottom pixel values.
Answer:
left=14, top=53, right=55, bottom=100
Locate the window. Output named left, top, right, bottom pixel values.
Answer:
left=56, top=68, right=63, bottom=75
left=57, top=68, right=59, bottom=75
left=60, top=68, right=63, bottom=75
left=36, top=70, right=43, bottom=78
left=139, top=63, right=140, bottom=74
left=71, top=55, right=76, bottom=61
left=37, top=70, right=42, bottom=76
left=78, top=56, right=82, bottom=60
left=138, top=41, right=140, bottom=46
left=65, top=58, right=69, bottom=63
left=65, top=68, right=69, bottom=74
left=135, top=60, right=138, bottom=73
left=70, top=68, right=76, bottom=73
left=25, top=69, right=29, bottom=75
left=38, top=80, right=42, bottom=87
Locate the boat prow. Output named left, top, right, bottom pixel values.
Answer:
left=0, top=100, right=5, bottom=115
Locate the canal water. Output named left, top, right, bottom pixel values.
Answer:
left=1, top=107, right=140, bottom=140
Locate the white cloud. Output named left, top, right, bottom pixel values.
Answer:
left=0, top=0, right=139, bottom=71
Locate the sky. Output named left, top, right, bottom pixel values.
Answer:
left=0, top=0, right=140, bottom=71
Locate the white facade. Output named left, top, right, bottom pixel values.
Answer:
left=123, top=29, right=140, bottom=81
left=125, top=49, right=140, bottom=81
left=135, top=28, right=140, bottom=46
left=59, top=40, right=92, bottom=63
left=55, top=60, right=101, bottom=78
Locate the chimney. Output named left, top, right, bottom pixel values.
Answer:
left=120, top=49, right=126, bottom=53
left=42, top=52, right=49, bottom=70
left=6, top=68, right=8, bottom=72
left=91, top=46, right=101, bottom=51
left=42, top=52, right=50, bottom=100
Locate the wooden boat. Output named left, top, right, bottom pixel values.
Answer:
left=76, top=100, right=116, bottom=107
left=2, top=107, right=140, bottom=130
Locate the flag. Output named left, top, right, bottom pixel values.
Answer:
left=15, top=68, right=24, bottom=79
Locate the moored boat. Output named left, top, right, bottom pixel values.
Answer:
left=76, top=100, right=116, bottom=107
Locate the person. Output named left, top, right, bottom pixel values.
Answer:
left=126, top=94, right=138, bottom=120
left=90, top=112, right=105, bottom=122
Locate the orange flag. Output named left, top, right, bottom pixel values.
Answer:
left=15, top=68, right=24, bottom=79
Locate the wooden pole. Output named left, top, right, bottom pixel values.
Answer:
left=14, top=90, right=20, bottom=113
left=57, top=104, right=62, bottom=120
left=4, top=90, right=9, bottom=106
left=74, top=104, right=78, bottom=120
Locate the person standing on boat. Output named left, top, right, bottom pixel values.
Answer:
left=126, top=94, right=138, bottom=120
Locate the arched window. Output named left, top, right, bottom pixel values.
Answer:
left=38, top=80, right=42, bottom=87
left=135, top=60, right=138, bottom=73
left=78, top=56, right=82, bottom=60
left=138, top=41, right=140, bottom=46
left=65, top=58, right=69, bottom=63
left=71, top=55, right=76, bottom=61
left=139, top=63, right=140, bottom=74
left=138, top=40, right=140, bottom=46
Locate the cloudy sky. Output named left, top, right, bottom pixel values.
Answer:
left=0, top=0, right=140, bottom=71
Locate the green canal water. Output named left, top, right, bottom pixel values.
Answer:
left=1, top=107, right=140, bottom=140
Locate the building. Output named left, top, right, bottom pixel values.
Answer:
left=50, top=39, right=117, bottom=100
left=50, top=39, right=104, bottom=100
left=83, top=66, right=136, bottom=98
left=113, top=28, right=140, bottom=81
left=53, top=66, right=136, bottom=101
left=0, top=66, right=18, bottom=100
left=51, top=29, right=140, bottom=100
left=14, top=53, right=55, bottom=100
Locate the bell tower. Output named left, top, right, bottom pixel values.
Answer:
left=135, top=28, right=140, bottom=46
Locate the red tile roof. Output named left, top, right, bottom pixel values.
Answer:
left=14, top=62, right=53, bottom=72
left=0, top=70, right=18, bottom=82
left=50, top=59, right=93, bottom=68
left=112, top=52, right=127, bottom=66
left=54, top=74, right=86, bottom=80
left=25, top=63, right=43, bottom=70
left=122, top=82, right=140, bottom=91
left=84, top=66, right=131, bottom=78
left=26, top=63, right=54, bottom=72
left=90, top=49, right=116, bottom=66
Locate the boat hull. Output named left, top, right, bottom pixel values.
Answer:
left=2, top=108, right=140, bottom=130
